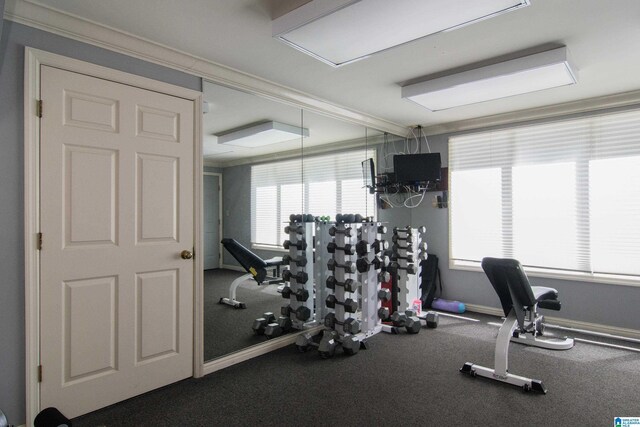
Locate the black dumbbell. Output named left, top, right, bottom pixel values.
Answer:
left=328, top=226, right=353, bottom=237
left=318, top=329, right=339, bottom=358
left=284, top=224, right=304, bottom=234
left=282, top=254, right=308, bottom=266
left=282, top=304, right=311, bottom=321
left=390, top=310, right=421, bottom=334
left=281, top=285, right=310, bottom=302
left=283, top=239, right=307, bottom=250
left=391, top=311, right=407, bottom=325
left=391, top=253, right=416, bottom=263
left=341, top=334, right=362, bottom=356
left=378, top=225, right=388, bottom=234
left=326, top=276, right=359, bottom=292
left=336, top=213, right=362, bottom=223
left=392, top=242, right=428, bottom=253
left=327, top=258, right=356, bottom=274
left=424, top=311, right=439, bottom=328
left=356, top=258, right=371, bottom=273
left=374, top=255, right=390, bottom=270
left=355, top=240, right=368, bottom=256
left=324, top=313, right=361, bottom=334
left=378, top=307, right=390, bottom=320
left=392, top=234, right=413, bottom=244
left=373, top=239, right=389, bottom=253
left=290, top=213, right=314, bottom=223
left=393, top=225, right=427, bottom=234
left=356, top=256, right=390, bottom=273
left=390, top=262, right=417, bottom=275
left=355, top=239, right=389, bottom=256
left=251, top=312, right=276, bottom=335
left=405, top=251, right=427, bottom=262
left=264, top=316, right=294, bottom=338
left=327, top=242, right=356, bottom=255
left=391, top=243, right=410, bottom=253
left=377, top=288, right=391, bottom=301
left=282, top=269, right=309, bottom=283
left=326, top=295, right=358, bottom=313
left=295, top=331, right=315, bottom=352
left=378, top=271, right=391, bottom=283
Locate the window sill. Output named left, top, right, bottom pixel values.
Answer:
left=251, top=243, right=287, bottom=253
left=450, top=259, right=640, bottom=288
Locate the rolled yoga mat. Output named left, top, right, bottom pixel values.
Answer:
left=432, top=298, right=466, bottom=313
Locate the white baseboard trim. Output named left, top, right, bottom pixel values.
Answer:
left=465, top=303, right=640, bottom=340
left=202, top=326, right=322, bottom=376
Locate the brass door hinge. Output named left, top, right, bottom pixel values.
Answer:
left=37, top=232, right=43, bottom=250
left=36, top=100, right=43, bottom=118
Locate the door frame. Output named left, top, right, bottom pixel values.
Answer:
left=203, top=172, right=223, bottom=270
left=24, top=47, right=204, bottom=423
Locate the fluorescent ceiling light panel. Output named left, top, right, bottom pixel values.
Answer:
left=216, top=121, right=309, bottom=147
left=402, top=47, right=578, bottom=111
left=273, top=0, right=530, bottom=67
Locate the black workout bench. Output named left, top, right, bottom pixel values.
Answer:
left=219, top=238, right=285, bottom=309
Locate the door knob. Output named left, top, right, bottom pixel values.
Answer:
left=180, top=250, right=193, bottom=260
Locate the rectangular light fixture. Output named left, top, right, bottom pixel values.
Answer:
left=273, top=0, right=530, bottom=67
left=401, top=47, right=578, bottom=111
left=216, top=121, right=309, bottom=147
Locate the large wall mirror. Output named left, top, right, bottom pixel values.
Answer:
left=202, top=80, right=387, bottom=363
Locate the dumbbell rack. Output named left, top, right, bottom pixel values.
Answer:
left=315, top=221, right=333, bottom=323
left=304, top=220, right=397, bottom=357
left=357, top=222, right=396, bottom=337
left=392, top=227, right=427, bottom=312
left=387, top=226, right=440, bottom=332
left=282, top=220, right=316, bottom=331
left=319, top=220, right=361, bottom=357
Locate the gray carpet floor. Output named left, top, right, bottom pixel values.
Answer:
left=203, top=268, right=285, bottom=361
left=73, top=306, right=640, bottom=427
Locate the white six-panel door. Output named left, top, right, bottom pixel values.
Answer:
left=39, top=65, right=195, bottom=418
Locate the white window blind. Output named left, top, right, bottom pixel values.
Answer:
left=251, top=149, right=376, bottom=248
left=449, top=108, right=640, bottom=281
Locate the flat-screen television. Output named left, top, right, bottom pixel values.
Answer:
left=393, top=153, right=441, bottom=183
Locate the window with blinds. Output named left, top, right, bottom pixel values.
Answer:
left=449, top=108, right=640, bottom=283
left=251, top=149, right=376, bottom=248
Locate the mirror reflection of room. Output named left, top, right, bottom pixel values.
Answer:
left=202, top=81, right=384, bottom=362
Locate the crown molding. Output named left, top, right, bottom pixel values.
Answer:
left=4, top=0, right=408, bottom=136
left=421, top=89, right=640, bottom=136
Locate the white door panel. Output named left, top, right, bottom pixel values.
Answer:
left=40, top=66, right=195, bottom=418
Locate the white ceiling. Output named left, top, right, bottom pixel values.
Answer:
left=28, top=0, right=640, bottom=155
left=202, top=81, right=378, bottom=164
